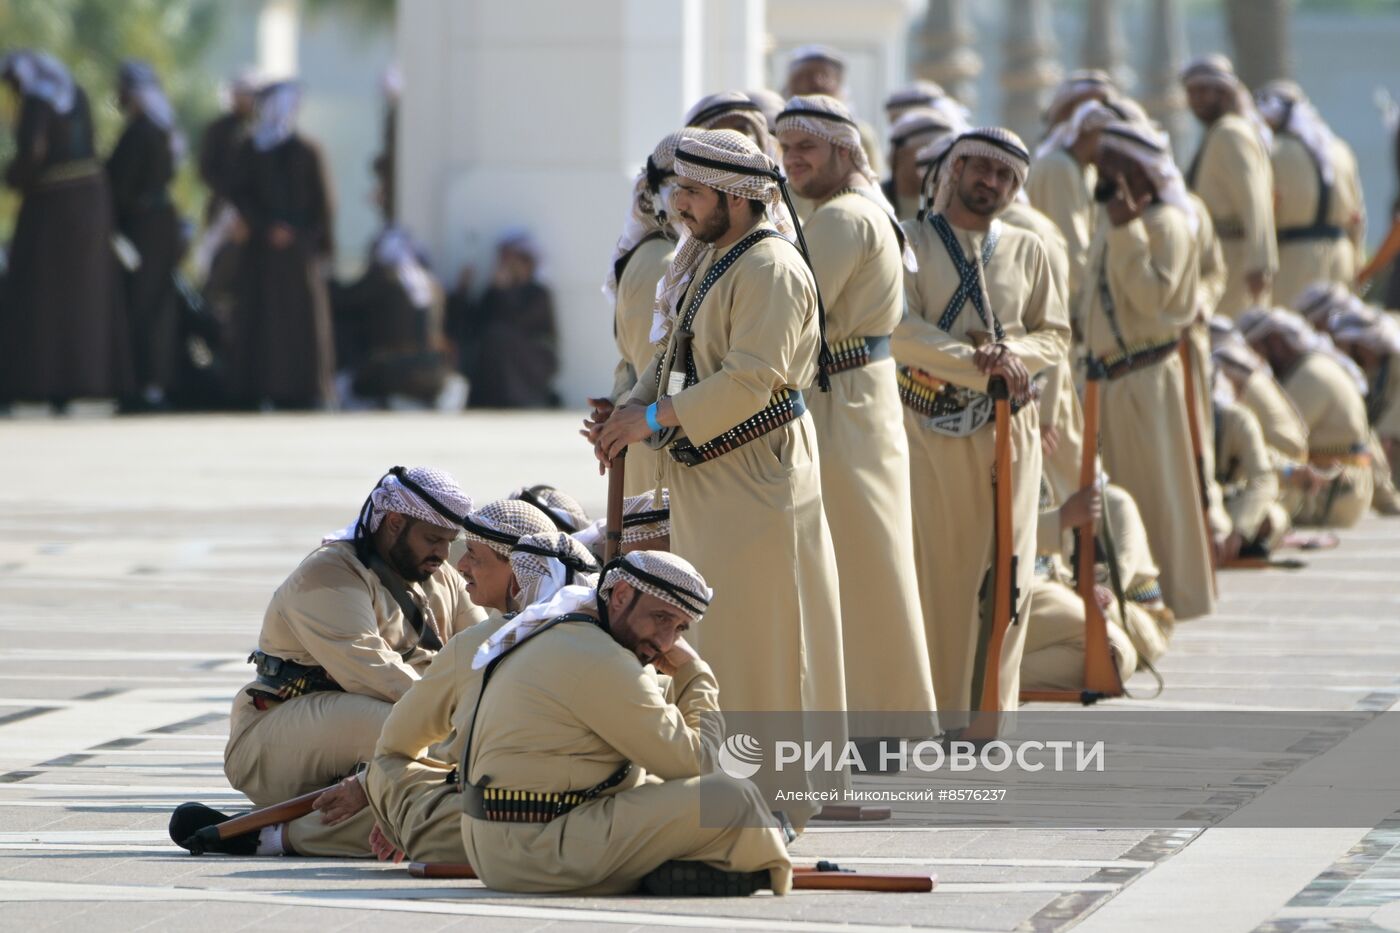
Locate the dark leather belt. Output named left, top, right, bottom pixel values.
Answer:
left=1278, top=224, right=1345, bottom=244
left=1085, top=338, right=1179, bottom=381
left=823, top=335, right=891, bottom=376
left=669, top=388, right=805, bottom=467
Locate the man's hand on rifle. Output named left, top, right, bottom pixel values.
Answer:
left=1059, top=485, right=1103, bottom=534
left=369, top=822, right=405, bottom=863
left=312, top=774, right=369, bottom=826
left=596, top=399, right=675, bottom=466
left=975, top=343, right=1030, bottom=402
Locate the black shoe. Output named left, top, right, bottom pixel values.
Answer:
left=640, top=860, right=769, bottom=897
left=169, top=802, right=257, bottom=855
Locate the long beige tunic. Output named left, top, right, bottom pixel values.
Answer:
left=461, top=618, right=792, bottom=895
left=1081, top=203, right=1215, bottom=621
left=1280, top=352, right=1374, bottom=528
left=628, top=218, right=847, bottom=815
left=1239, top=368, right=1310, bottom=468
left=1187, top=114, right=1277, bottom=319
left=611, top=235, right=674, bottom=496
left=802, top=190, right=936, bottom=738
left=361, top=614, right=508, bottom=862
left=894, top=213, right=1069, bottom=724
left=1026, top=147, right=1096, bottom=308
left=1270, top=133, right=1365, bottom=309
left=224, top=541, right=486, bottom=809
left=1215, top=400, right=1286, bottom=545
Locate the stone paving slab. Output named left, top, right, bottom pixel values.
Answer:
left=0, top=413, right=1397, bottom=931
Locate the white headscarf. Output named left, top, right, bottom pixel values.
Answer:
left=603, top=129, right=694, bottom=303
left=1292, top=280, right=1351, bottom=329
left=1255, top=80, right=1337, bottom=186
left=1034, top=98, right=1117, bottom=161
left=1238, top=307, right=1368, bottom=394
left=1, top=51, right=75, bottom=114
left=1097, top=119, right=1200, bottom=234
left=931, top=127, right=1031, bottom=215
left=889, top=105, right=969, bottom=156
left=1327, top=305, right=1400, bottom=357
left=118, top=61, right=184, bottom=160
left=323, top=467, right=472, bottom=544
left=1179, top=54, right=1274, bottom=152
left=1042, top=70, right=1114, bottom=126
left=509, top=531, right=600, bottom=609
left=373, top=225, right=435, bottom=309
left=745, top=88, right=786, bottom=133
left=685, top=91, right=775, bottom=157
left=776, top=94, right=917, bottom=271
left=251, top=81, right=301, bottom=151
left=473, top=550, right=712, bottom=670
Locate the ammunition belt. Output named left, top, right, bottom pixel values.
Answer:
left=669, top=388, right=805, bottom=467
left=1309, top=443, right=1371, bottom=468
left=1213, top=218, right=1245, bottom=240
left=1126, top=580, right=1164, bottom=606
left=1085, top=337, right=1179, bottom=381
left=823, top=335, right=891, bottom=376
left=462, top=761, right=632, bottom=823
left=897, top=366, right=1022, bottom=436
left=1277, top=223, right=1344, bottom=244
left=245, top=649, right=342, bottom=704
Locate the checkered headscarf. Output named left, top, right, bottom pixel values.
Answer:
left=510, top=485, right=589, bottom=533
left=1180, top=54, right=1273, bottom=152
left=1256, top=80, right=1336, bottom=185
left=324, top=466, right=472, bottom=546
left=1292, top=281, right=1351, bottom=329
left=509, top=531, right=600, bottom=608
left=462, top=498, right=555, bottom=557
left=1327, top=304, right=1400, bottom=357
left=603, top=129, right=696, bottom=303
left=686, top=91, right=776, bottom=159
left=931, top=127, right=1031, bottom=214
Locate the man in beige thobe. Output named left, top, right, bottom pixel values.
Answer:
left=1327, top=303, right=1400, bottom=500
left=1080, top=120, right=1215, bottom=620
left=603, top=131, right=692, bottom=496
left=1181, top=55, right=1278, bottom=319
left=895, top=127, right=1070, bottom=726
left=172, top=468, right=486, bottom=856
left=591, top=129, right=846, bottom=822
left=461, top=551, right=793, bottom=896
left=1213, top=379, right=1290, bottom=559
left=883, top=106, right=968, bottom=221
left=1256, top=81, right=1365, bottom=309
left=775, top=95, right=937, bottom=744
left=1242, top=308, right=1375, bottom=527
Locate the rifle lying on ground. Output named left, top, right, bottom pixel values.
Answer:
left=178, top=783, right=330, bottom=854
left=408, top=860, right=936, bottom=892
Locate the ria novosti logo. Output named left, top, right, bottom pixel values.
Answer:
left=718, top=733, right=764, bottom=779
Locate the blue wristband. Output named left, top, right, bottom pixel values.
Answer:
left=645, top=402, right=662, bottom=433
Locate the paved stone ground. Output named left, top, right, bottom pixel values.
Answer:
left=1, top=412, right=1399, bottom=932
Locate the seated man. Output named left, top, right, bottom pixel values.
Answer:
left=172, top=530, right=595, bottom=858
left=456, top=498, right=559, bottom=613
left=574, top=489, right=671, bottom=562
left=1213, top=372, right=1290, bottom=559
left=1324, top=301, right=1400, bottom=514
left=1241, top=308, right=1375, bottom=527
left=461, top=551, right=792, bottom=896
left=1021, top=479, right=1157, bottom=694
left=173, top=467, right=484, bottom=855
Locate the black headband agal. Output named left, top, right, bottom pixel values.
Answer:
left=460, top=514, right=522, bottom=548
left=1100, top=124, right=1167, bottom=155
left=510, top=541, right=599, bottom=575
left=689, top=99, right=763, bottom=128
left=674, top=148, right=783, bottom=182
left=893, top=120, right=954, bottom=150
left=957, top=131, right=1031, bottom=166
left=622, top=508, right=670, bottom=529
left=604, top=557, right=710, bottom=617
left=775, top=107, right=859, bottom=129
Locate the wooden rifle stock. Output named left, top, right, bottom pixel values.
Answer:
left=604, top=452, right=626, bottom=564
left=1178, top=338, right=1217, bottom=597
left=406, top=860, right=935, bottom=892
left=186, top=784, right=330, bottom=853
left=1357, top=217, right=1400, bottom=287
left=965, top=377, right=1014, bottom=740
left=409, top=861, right=477, bottom=879
left=1020, top=375, right=1124, bottom=705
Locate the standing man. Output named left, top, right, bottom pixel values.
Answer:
left=1181, top=55, right=1277, bottom=320
left=227, top=81, right=336, bottom=409
left=784, top=45, right=884, bottom=176
left=1080, top=120, right=1215, bottom=621
left=591, top=130, right=847, bottom=821
left=775, top=95, right=938, bottom=744
left=1255, top=80, right=1366, bottom=308
left=895, top=128, right=1070, bottom=724
left=884, top=107, right=966, bottom=221
left=108, top=61, right=184, bottom=411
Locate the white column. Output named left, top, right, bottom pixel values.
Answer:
left=701, top=0, right=766, bottom=94
left=1001, top=0, right=1062, bottom=144
left=396, top=0, right=762, bottom=405
left=916, top=0, right=981, bottom=111
left=1081, top=0, right=1133, bottom=93
left=256, top=0, right=300, bottom=81
left=1142, top=0, right=1191, bottom=161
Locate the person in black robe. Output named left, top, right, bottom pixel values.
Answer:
left=448, top=230, right=558, bottom=408
left=226, top=81, right=335, bottom=409
left=108, top=61, right=183, bottom=409
left=332, top=223, right=453, bottom=407
left=198, top=70, right=256, bottom=221
left=0, top=50, right=128, bottom=406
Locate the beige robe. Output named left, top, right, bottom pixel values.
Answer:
left=611, top=235, right=674, bottom=497
left=802, top=190, right=936, bottom=738
left=1081, top=204, right=1215, bottom=621
left=1025, top=147, right=1096, bottom=309
left=1215, top=400, right=1287, bottom=547
left=1192, top=194, right=1228, bottom=319
left=224, top=541, right=485, bottom=810
left=1270, top=133, right=1365, bottom=309
left=1187, top=114, right=1277, bottom=319
left=1280, top=352, right=1374, bottom=527
left=628, top=218, right=847, bottom=815
left=894, top=213, right=1069, bottom=724
left=461, top=617, right=792, bottom=895
left=1239, top=368, right=1310, bottom=468
left=362, top=614, right=509, bottom=862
